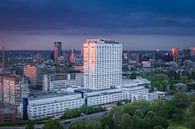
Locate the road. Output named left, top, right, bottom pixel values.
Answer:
left=61, top=111, right=110, bottom=129
left=32, top=110, right=110, bottom=129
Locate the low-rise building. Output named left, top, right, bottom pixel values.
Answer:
left=18, top=92, right=85, bottom=120
left=175, top=83, right=187, bottom=91
left=122, top=78, right=150, bottom=101
left=43, top=73, right=83, bottom=91
left=18, top=78, right=152, bottom=120
left=0, top=104, right=17, bottom=123
left=75, top=88, right=126, bottom=106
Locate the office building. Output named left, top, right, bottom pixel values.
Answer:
left=83, top=39, right=122, bottom=90
left=0, top=104, right=17, bottom=123
left=69, top=49, right=75, bottom=64
left=43, top=73, right=83, bottom=91
left=155, top=49, right=162, bottom=60
left=191, top=48, right=195, bottom=56
left=163, top=52, right=173, bottom=62
left=51, top=42, right=62, bottom=63
left=75, top=88, right=126, bottom=106
left=23, top=64, right=45, bottom=90
left=172, top=48, right=179, bottom=63
left=74, top=65, right=84, bottom=73
left=18, top=77, right=151, bottom=120
left=122, top=78, right=150, bottom=101
left=123, top=50, right=129, bottom=63
left=1, top=46, right=5, bottom=71
left=0, top=75, right=29, bottom=106
left=182, top=49, right=191, bottom=61
left=18, top=92, right=85, bottom=120
left=142, top=61, right=151, bottom=68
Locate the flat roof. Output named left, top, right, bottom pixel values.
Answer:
left=29, top=91, right=76, bottom=100
left=85, top=38, right=120, bottom=44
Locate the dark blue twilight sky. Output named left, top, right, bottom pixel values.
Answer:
left=0, top=0, right=195, bottom=50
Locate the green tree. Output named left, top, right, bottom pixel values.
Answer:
left=100, top=116, right=113, bottom=129
left=172, top=92, right=190, bottom=108
left=180, top=75, right=189, bottom=84
left=69, top=122, right=87, bottom=129
left=119, top=113, right=132, bottom=129
left=130, top=72, right=137, bottom=79
left=154, top=125, right=165, bottom=129
left=151, top=116, right=168, bottom=129
left=145, top=111, right=156, bottom=119
left=25, top=121, right=34, bottom=129
left=43, top=120, right=63, bottom=129
left=111, top=106, right=124, bottom=129
left=190, top=102, right=195, bottom=115
left=147, top=74, right=169, bottom=91
left=188, top=117, right=195, bottom=129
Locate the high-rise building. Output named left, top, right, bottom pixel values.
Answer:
left=83, top=39, right=122, bottom=90
left=0, top=75, right=29, bottom=106
left=182, top=49, right=191, bottom=61
left=23, top=65, right=45, bottom=90
left=172, top=48, right=179, bottom=63
left=155, top=49, right=162, bottom=60
left=51, top=42, right=62, bottom=63
left=163, top=52, right=173, bottom=62
left=191, top=48, right=195, bottom=56
left=69, top=49, right=75, bottom=64
left=122, top=50, right=129, bottom=63
left=1, top=46, right=5, bottom=71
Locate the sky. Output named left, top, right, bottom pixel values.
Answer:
left=0, top=0, right=195, bottom=50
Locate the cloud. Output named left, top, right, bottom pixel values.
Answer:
left=0, top=0, right=195, bottom=49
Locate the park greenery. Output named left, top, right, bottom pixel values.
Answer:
left=43, top=120, right=63, bottom=129
left=60, top=105, right=106, bottom=120
left=141, top=69, right=195, bottom=91
left=0, top=105, right=105, bottom=128
left=68, top=93, right=195, bottom=129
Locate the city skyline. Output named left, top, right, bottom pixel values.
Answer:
left=0, top=0, right=195, bottom=50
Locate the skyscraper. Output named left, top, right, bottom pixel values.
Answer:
left=191, top=48, right=195, bottom=56
left=51, top=42, right=62, bottom=63
left=182, top=49, right=191, bottom=61
left=172, top=48, right=179, bottom=63
left=1, top=46, right=5, bottom=71
left=155, top=49, right=162, bottom=60
left=69, top=49, right=75, bottom=64
left=83, top=39, right=122, bottom=90
left=0, top=75, right=28, bottom=106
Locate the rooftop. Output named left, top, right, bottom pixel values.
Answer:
left=85, top=38, right=120, bottom=44
left=29, top=91, right=76, bottom=100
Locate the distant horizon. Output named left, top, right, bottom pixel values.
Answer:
left=1, top=48, right=194, bottom=51
left=1, top=35, right=195, bottom=50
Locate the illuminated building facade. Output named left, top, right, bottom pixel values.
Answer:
left=191, top=48, right=195, bottom=56
left=172, top=48, right=179, bottom=63
left=23, top=65, right=44, bottom=89
left=0, top=75, right=28, bottom=106
left=69, top=49, right=75, bottom=64
left=51, top=41, right=62, bottom=63
left=83, top=39, right=122, bottom=90
left=182, top=49, right=191, bottom=61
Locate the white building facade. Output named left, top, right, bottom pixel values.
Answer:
left=19, top=93, right=85, bottom=120
left=83, top=39, right=122, bottom=90
left=43, top=73, right=83, bottom=91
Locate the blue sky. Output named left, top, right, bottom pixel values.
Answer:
left=0, top=0, right=195, bottom=50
